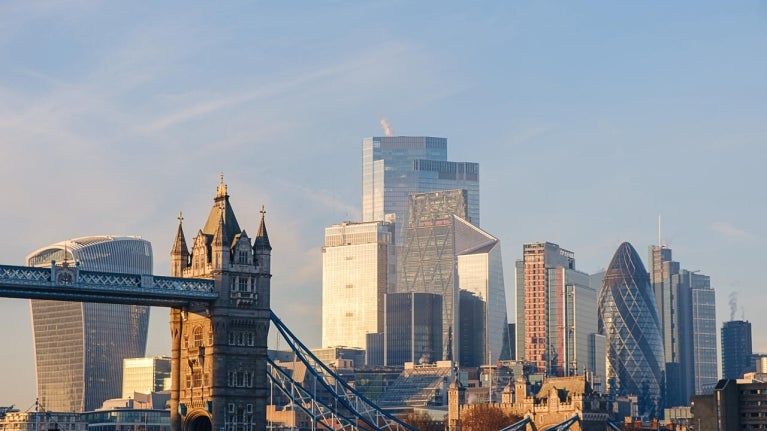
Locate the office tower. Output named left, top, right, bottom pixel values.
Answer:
left=361, top=136, right=480, bottom=240
left=385, top=292, right=443, bottom=366
left=515, top=242, right=600, bottom=378
left=399, top=189, right=508, bottom=366
left=649, top=245, right=718, bottom=403
left=122, top=356, right=172, bottom=398
left=26, top=236, right=152, bottom=412
left=721, top=320, right=753, bottom=379
left=690, top=273, right=717, bottom=395
left=598, top=242, right=665, bottom=419
left=321, top=221, right=394, bottom=350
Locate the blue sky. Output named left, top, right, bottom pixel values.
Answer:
left=0, top=1, right=765, bottom=407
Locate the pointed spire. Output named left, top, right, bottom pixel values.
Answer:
left=216, top=172, right=228, bottom=199
left=213, top=207, right=225, bottom=246
left=171, top=212, right=189, bottom=257
left=255, top=205, right=271, bottom=250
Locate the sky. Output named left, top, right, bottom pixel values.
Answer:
left=0, top=1, right=765, bottom=408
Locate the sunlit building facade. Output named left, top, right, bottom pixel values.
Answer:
left=122, top=356, right=171, bottom=398
left=361, top=136, right=479, bottom=241
left=26, top=236, right=152, bottom=412
left=598, top=242, right=665, bottom=419
left=514, top=242, right=602, bottom=379
left=399, top=189, right=508, bottom=366
left=321, top=221, right=395, bottom=350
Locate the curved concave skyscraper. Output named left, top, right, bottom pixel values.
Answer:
left=27, top=236, right=152, bottom=412
left=598, top=242, right=665, bottom=418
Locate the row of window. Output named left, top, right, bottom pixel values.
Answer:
left=229, top=331, right=255, bottom=346
left=228, top=370, right=254, bottom=388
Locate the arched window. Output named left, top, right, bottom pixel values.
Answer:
left=193, top=326, right=204, bottom=347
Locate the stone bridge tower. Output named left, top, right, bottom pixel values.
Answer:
left=169, top=178, right=272, bottom=431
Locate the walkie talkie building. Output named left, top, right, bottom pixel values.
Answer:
left=26, top=236, right=152, bottom=412
left=598, top=242, right=665, bottom=418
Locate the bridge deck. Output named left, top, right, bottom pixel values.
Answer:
left=0, top=264, right=217, bottom=308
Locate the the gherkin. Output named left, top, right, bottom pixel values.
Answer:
left=598, top=242, right=665, bottom=418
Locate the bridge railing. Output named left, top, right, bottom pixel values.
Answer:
left=0, top=264, right=217, bottom=306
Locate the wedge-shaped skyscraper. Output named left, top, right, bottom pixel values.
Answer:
left=598, top=242, right=665, bottom=418
left=399, top=189, right=508, bottom=366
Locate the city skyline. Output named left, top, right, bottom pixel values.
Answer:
left=0, top=1, right=765, bottom=408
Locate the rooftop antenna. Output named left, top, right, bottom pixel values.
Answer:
left=658, top=213, right=662, bottom=248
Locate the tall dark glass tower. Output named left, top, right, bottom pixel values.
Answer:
left=598, top=242, right=665, bottom=418
left=721, top=320, right=753, bottom=379
left=26, top=236, right=152, bottom=412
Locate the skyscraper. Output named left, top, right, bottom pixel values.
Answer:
left=384, top=292, right=443, bottom=366
left=690, top=273, right=717, bottom=395
left=361, top=136, right=480, bottom=240
left=26, top=236, right=153, bottom=412
left=515, top=242, right=600, bottom=378
left=122, top=356, right=172, bottom=398
left=321, top=220, right=395, bottom=350
left=721, top=320, right=753, bottom=379
left=649, top=245, right=717, bottom=403
left=399, top=189, right=507, bottom=366
left=598, top=242, right=665, bottom=418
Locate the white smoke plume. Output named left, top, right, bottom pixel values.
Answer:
left=729, top=291, right=738, bottom=321
left=380, top=118, right=394, bottom=136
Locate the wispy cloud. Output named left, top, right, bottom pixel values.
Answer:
left=710, top=221, right=751, bottom=240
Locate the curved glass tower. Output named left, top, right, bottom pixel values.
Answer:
left=27, top=236, right=152, bottom=412
left=598, top=242, right=665, bottom=418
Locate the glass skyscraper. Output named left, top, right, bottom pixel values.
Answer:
left=649, top=245, right=717, bottom=403
left=598, top=242, right=665, bottom=419
left=361, top=136, right=479, bottom=241
left=321, top=221, right=394, bottom=350
left=26, top=236, right=152, bottom=412
left=399, top=189, right=507, bottom=366
left=721, top=320, right=753, bottom=379
left=384, top=292, right=443, bottom=366
left=122, top=356, right=171, bottom=398
left=691, top=274, right=718, bottom=395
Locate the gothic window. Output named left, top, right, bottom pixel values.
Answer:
left=229, top=332, right=236, bottom=345
left=239, top=277, right=249, bottom=293
left=238, top=250, right=248, bottom=264
left=247, top=332, right=254, bottom=346
left=193, top=326, right=203, bottom=347
left=192, top=370, right=202, bottom=387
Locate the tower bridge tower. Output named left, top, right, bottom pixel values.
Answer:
left=169, top=178, right=272, bottom=431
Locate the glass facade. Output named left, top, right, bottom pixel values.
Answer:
left=384, top=292, right=442, bottom=366
left=546, top=267, right=598, bottom=378
left=361, top=136, right=479, bottom=242
left=321, top=221, right=394, bottom=350
left=649, top=245, right=718, bottom=403
left=122, top=357, right=172, bottom=398
left=598, top=242, right=665, bottom=418
left=399, top=189, right=507, bottom=365
left=691, top=275, right=717, bottom=395
left=721, top=320, right=753, bottom=379
left=26, top=236, right=152, bottom=412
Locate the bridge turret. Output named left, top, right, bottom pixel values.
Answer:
left=254, top=206, right=271, bottom=274
left=170, top=178, right=270, bottom=431
left=211, top=212, right=229, bottom=269
left=171, top=213, right=190, bottom=277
